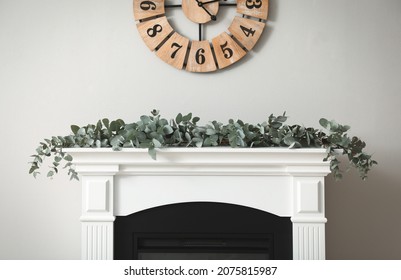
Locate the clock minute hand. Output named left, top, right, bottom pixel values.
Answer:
left=195, top=0, right=217, bottom=21
left=201, top=0, right=221, bottom=5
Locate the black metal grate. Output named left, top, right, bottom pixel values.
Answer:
left=135, top=233, right=273, bottom=260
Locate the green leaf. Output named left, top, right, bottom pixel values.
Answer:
left=319, top=118, right=329, bottom=129
left=163, top=125, right=174, bottom=135
left=47, top=171, right=54, bottom=177
left=102, top=118, right=110, bottom=129
left=140, top=115, right=151, bottom=124
left=54, top=156, right=62, bottom=162
left=64, top=154, right=73, bottom=161
left=71, top=125, right=80, bottom=134
left=185, top=132, right=191, bottom=142
left=283, top=135, right=295, bottom=146
left=276, top=115, right=287, bottom=123
left=29, top=165, right=38, bottom=174
left=289, top=141, right=302, bottom=149
left=206, top=128, right=216, bottom=135
left=152, top=138, right=162, bottom=148
left=192, top=117, right=200, bottom=123
left=175, top=113, right=183, bottom=124
left=343, top=125, right=350, bottom=132
left=182, top=113, right=192, bottom=122
left=77, top=127, right=86, bottom=136
left=96, top=120, right=102, bottom=131
left=204, top=138, right=212, bottom=146
left=110, top=121, right=118, bottom=132
left=111, top=135, right=124, bottom=147
left=148, top=148, right=157, bottom=160
left=329, top=120, right=339, bottom=132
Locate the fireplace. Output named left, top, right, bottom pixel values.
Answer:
left=66, top=147, right=330, bottom=260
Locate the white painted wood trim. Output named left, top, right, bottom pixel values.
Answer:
left=66, top=148, right=330, bottom=260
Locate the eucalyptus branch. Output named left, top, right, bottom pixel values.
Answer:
left=29, top=110, right=377, bottom=181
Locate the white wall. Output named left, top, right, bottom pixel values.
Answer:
left=0, top=0, right=400, bottom=259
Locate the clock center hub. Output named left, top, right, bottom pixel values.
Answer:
left=182, top=0, right=220, bottom=24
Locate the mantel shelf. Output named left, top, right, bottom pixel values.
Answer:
left=64, top=147, right=331, bottom=176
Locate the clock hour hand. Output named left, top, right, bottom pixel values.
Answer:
left=194, top=0, right=217, bottom=21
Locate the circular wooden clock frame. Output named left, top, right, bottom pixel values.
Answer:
left=133, top=0, right=269, bottom=73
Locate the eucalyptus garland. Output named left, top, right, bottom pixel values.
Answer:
left=29, top=110, right=377, bottom=181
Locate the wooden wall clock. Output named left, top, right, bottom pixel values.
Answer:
left=133, top=0, right=268, bottom=72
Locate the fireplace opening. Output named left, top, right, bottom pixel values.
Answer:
left=134, top=233, right=273, bottom=260
left=114, top=202, right=292, bottom=260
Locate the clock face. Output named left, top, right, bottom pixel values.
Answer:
left=133, top=0, right=269, bottom=72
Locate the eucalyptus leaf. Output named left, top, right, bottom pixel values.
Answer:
left=77, top=127, right=86, bottom=136
left=102, top=118, right=110, bottom=129
left=206, top=128, right=216, bottom=135
left=176, top=113, right=183, bottom=124
left=182, top=113, right=192, bottom=122
left=319, top=118, right=329, bottom=129
left=140, top=115, right=151, bottom=124
left=163, top=125, right=174, bottom=135
left=71, top=125, right=80, bottom=134
left=64, top=154, right=73, bottom=161
left=148, top=148, right=157, bottom=160
left=152, top=138, right=162, bottom=148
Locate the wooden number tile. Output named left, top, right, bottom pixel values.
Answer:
left=156, top=32, right=190, bottom=70
left=136, top=16, right=173, bottom=51
left=228, top=16, right=265, bottom=51
left=212, top=32, right=246, bottom=70
left=134, top=0, right=165, bottom=21
left=237, top=0, right=269, bottom=20
left=186, top=40, right=217, bottom=73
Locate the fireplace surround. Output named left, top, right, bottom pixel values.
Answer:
left=66, top=147, right=330, bottom=260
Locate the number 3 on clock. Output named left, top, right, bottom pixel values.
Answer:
left=237, top=0, right=268, bottom=20
left=246, top=0, right=262, bottom=9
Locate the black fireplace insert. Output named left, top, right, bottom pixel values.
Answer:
left=114, top=202, right=292, bottom=260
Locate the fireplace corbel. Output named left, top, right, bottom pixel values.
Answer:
left=66, top=148, right=330, bottom=260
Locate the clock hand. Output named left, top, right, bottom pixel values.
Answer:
left=194, top=0, right=217, bottom=21
left=201, top=0, right=221, bottom=5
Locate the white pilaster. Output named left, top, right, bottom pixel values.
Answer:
left=79, top=171, right=117, bottom=260
left=291, top=177, right=327, bottom=260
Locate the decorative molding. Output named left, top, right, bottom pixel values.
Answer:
left=86, top=179, right=109, bottom=212
left=296, top=180, right=321, bottom=214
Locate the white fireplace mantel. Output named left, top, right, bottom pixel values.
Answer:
left=65, top=147, right=331, bottom=260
